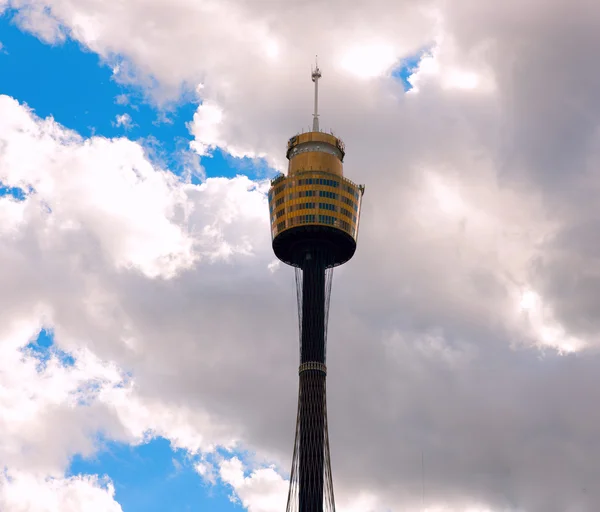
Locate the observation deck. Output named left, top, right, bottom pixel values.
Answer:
left=268, top=131, right=364, bottom=268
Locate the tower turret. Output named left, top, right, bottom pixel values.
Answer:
left=268, top=64, right=364, bottom=269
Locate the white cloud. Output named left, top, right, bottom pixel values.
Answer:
left=339, top=42, right=399, bottom=79
left=188, top=101, right=224, bottom=156
left=113, top=113, right=134, bottom=130
left=407, top=35, right=496, bottom=94
left=11, top=4, right=66, bottom=44
left=264, top=39, right=279, bottom=61
left=188, top=101, right=271, bottom=164
left=0, top=471, right=123, bottom=512
left=114, top=94, right=129, bottom=106
left=219, top=458, right=288, bottom=512
left=0, top=315, right=130, bottom=475
left=0, top=95, right=196, bottom=279
left=195, top=460, right=219, bottom=485
left=514, top=288, right=587, bottom=353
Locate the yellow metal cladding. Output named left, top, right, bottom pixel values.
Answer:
left=268, top=129, right=363, bottom=241
left=289, top=132, right=341, bottom=148
left=288, top=152, right=343, bottom=176
left=268, top=172, right=363, bottom=240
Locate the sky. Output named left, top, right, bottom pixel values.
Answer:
left=2, top=0, right=600, bottom=511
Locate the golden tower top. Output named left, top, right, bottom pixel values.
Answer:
left=268, top=61, right=365, bottom=268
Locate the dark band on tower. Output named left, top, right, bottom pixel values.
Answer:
left=268, top=60, right=365, bottom=512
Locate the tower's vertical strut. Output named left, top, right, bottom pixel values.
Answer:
left=298, top=249, right=328, bottom=512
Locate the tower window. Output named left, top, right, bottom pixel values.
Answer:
left=299, top=215, right=315, bottom=224
left=319, top=203, right=337, bottom=212
left=319, top=191, right=338, bottom=199
left=296, top=202, right=315, bottom=210
left=318, top=215, right=336, bottom=225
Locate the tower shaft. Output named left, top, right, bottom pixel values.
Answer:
left=301, top=253, right=326, bottom=364
left=288, top=248, right=336, bottom=512
left=299, top=250, right=327, bottom=512
left=298, top=370, right=326, bottom=512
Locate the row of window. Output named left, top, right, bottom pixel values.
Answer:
left=275, top=216, right=354, bottom=233
left=273, top=209, right=359, bottom=225
left=339, top=219, right=352, bottom=232
left=275, top=202, right=339, bottom=217
left=272, top=193, right=357, bottom=210
left=290, top=190, right=348, bottom=202
left=343, top=184, right=360, bottom=199
left=340, top=195, right=358, bottom=210
left=271, top=180, right=358, bottom=196
left=298, top=178, right=339, bottom=187
left=289, top=202, right=316, bottom=211
left=270, top=183, right=359, bottom=202
left=319, top=214, right=336, bottom=226
left=320, top=190, right=337, bottom=199
left=289, top=215, right=316, bottom=226
left=288, top=144, right=340, bottom=159
left=273, top=210, right=358, bottom=227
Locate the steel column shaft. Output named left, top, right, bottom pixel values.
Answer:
left=301, top=255, right=326, bottom=364
left=298, top=370, right=326, bottom=512
left=299, top=254, right=326, bottom=512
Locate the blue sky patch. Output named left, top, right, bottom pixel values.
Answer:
left=22, top=328, right=76, bottom=369
left=392, top=47, right=431, bottom=91
left=69, top=438, right=238, bottom=512
left=0, top=183, right=27, bottom=200
left=0, top=12, right=272, bottom=183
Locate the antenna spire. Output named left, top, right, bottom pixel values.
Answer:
left=311, top=56, right=322, bottom=132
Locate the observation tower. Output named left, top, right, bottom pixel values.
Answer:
left=268, top=61, right=365, bottom=512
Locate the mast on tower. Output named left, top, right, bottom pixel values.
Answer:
left=311, top=56, right=322, bottom=132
